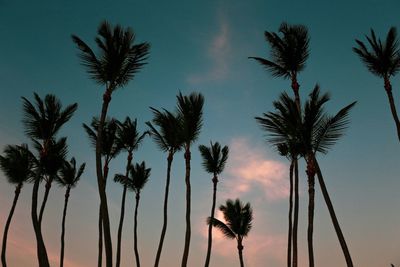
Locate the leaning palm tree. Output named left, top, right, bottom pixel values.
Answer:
left=56, top=157, right=85, bottom=267
left=0, top=144, right=35, bottom=267
left=176, top=92, right=204, bottom=267
left=21, top=93, right=77, bottom=267
left=199, top=142, right=229, bottom=267
left=208, top=199, right=253, bottom=267
left=146, top=108, right=184, bottom=267
left=353, top=27, right=400, bottom=141
left=83, top=117, right=120, bottom=266
left=72, top=20, right=150, bottom=267
left=115, top=162, right=150, bottom=267
left=114, top=117, right=148, bottom=267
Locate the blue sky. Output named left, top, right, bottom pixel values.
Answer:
left=0, top=0, right=399, bottom=266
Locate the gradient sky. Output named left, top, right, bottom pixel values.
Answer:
left=0, top=0, right=399, bottom=266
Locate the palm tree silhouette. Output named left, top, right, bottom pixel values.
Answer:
left=56, top=157, right=85, bottom=267
left=146, top=108, right=184, bottom=267
left=176, top=92, right=204, bottom=267
left=353, top=27, right=400, bottom=141
left=72, top=20, right=150, bottom=267
left=114, top=117, right=148, bottom=267
left=83, top=117, right=120, bottom=266
left=198, top=142, right=229, bottom=267
left=250, top=22, right=309, bottom=267
left=208, top=199, right=253, bottom=267
left=0, top=144, right=35, bottom=267
left=21, top=93, right=77, bottom=267
left=115, top=162, right=150, bottom=267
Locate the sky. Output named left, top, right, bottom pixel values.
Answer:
left=0, top=0, right=399, bottom=266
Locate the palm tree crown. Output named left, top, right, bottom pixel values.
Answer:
left=115, top=162, right=151, bottom=194
left=57, top=157, right=85, bottom=188
left=198, top=142, right=229, bottom=175
left=0, top=144, right=35, bottom=184
left=116, top=117, right=149, bottom=153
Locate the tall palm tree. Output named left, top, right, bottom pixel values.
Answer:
left=115, top=162, right=150, bottom=267
left=0, top=144, right=35, bottom=267
left=198, top=142, right=229, bottom=267
left=146, top=108, right=184, bottom=267
left=21, top=93, right=77, bottom=267
left=72, top=20, right=150, bottom=267
left=114, top=117, right=148, bottom=267
left=176, top=92, right=204, bottom=267
left=208, top=199, right=253, bottom=267
left=353, top=27, right=400, bottom=141
left=249, top=22, right=309, bottom=110
left=256, top=87, right=356, bottom=267
left=83, top=117, right=120, bottom=267
left=56, top=158, right=85, bottom=267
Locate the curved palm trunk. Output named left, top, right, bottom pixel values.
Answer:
left=96, top=85, right=114, bottom=267
left=116, top=153, right=133, bottom=267
left=1, top=183, right=22, bottom=267
left=39, top=177, right=53, bottom=225
left=134, top=193, right=141, bottom=267
left=306, top=155, right=315, bottom=267
left=154, top=151, right=174, bottom=267
left=287, top=161, right=294, bottom=267
left=292, top=158, right=299, bottom=267
left=31, top=178, right=50, bottom=267
left=291, top=73, right=301, bottom=112
left=181, top=147, right=191, bottom=267
left=314, top=156, right=353, bottom=267
left=237, top=238, right=244, bottom=267
left=384, top=78, right=400, bottom=141
left=60, top=186, right=71, bottom=267
left=98, top=161, right=110, bottom=267
left=204, top=174, right=218, bottom=267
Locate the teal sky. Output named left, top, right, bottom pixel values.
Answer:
left=0, top=0, right=399, bottom=266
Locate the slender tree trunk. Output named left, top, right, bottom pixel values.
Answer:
left=39, top=177, right=53, bottom=225
left=98, top=162, right=110, bottom=267
left=134, top=193, right=141, bottom=267
left=60, top=186, right=71, bottom=267
left=384, top=77, right=400, bottom=142
left=306, top=155, right=315, bottom=267
left=204, top=174, right=218, bottom=267
left=116, top=152, right=133, bottom=267
left=181, top=146, right=191, bottom=267
left=314, top=156, right=354, bottom=267
left=31, top=178, right=50, bottom=267
left=291, top=73, right=301, bottom=112
left=237, top=239, right=244, bottom=267
left=292, top=158, right=299, bottom=267
left=154, top=151, right=174, bottom=267
left=287, top=160, right=294, bottom=267
left=1, top=183, right=22, bottom=267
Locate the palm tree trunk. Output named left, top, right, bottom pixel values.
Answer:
left=181, top=147, right=191, bottom=267
left=39, top=177, right=53, bottom=225
left=60, top=186, right=71, bottom=267
left=204, top=174, right=218, bottom=267
left=154, top=151, right=174, bottom=267
left=287, top=160, right=294, bottom=267
left=1, top=183, right=22, bottom=267
left=237, top=239, right=244, bottom=267
left=292, top=158, right=299, bottom=267
left=384, top=78, right=400, bottom=142
left=134, top=193, right=141, bottom=267
left=314, top=156, right=353, bottom=267
left=31, top=178, right=50, bottom=267
left=306, top=155, right=315, bottom=267
left=98, top=207, right=103, bottom=267
left=116, top=152, right=132, bottom=267
left=291, top=73, right=301, bottom=112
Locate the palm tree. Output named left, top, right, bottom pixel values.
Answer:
left=72, top=20, right=150, bottom=267
left=198, top=142, right=229, bottom=267
left=56, top=158, right=85, bottom=267
left=176, top=92, right=204, bottom=267
left=21, top=93, right=77, bottom=267
left=114, top=117, right=148, bottom=267
left=256, top=87, right=356, bottom=267
left=83, top=117, right=120, bottom=266
left=208, top=199, right=253, bottom=267
left=115, top=162, right=150, bottom=267
left=146, top=108, right=184, bottom=267
left=249, top=22, right=309, bottom=110
left=0, top=144, right=35, bottom=267
left=353, top=27, right=400, bottom=141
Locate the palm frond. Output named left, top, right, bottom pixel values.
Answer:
left=207, top=217, right=236, bottom=239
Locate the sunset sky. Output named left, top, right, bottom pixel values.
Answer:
left=0, top=0, right=399, bottom=266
